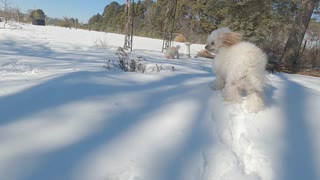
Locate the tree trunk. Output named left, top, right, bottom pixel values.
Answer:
left=280, top=0, right=317, bottom=73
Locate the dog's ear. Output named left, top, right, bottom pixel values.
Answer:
left=220, top=32, right=241, bottom=47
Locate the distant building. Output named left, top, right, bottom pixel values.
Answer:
left=32, top=19, right=45, bottom=26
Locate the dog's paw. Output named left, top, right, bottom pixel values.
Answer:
left=244, top=104, right=262, bottom=113
left=243, top=94, right=264, bottom=113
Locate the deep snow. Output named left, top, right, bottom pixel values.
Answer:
left=1, top=22, right=320, bottom=180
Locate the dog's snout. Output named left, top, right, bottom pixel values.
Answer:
left=205, top=45, right=210, bottom=50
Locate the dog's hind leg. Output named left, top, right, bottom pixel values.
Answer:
left=244, top=92, right=264, bottom=113
left=222, top=82, right=241, bottom=102
left=247, top=69, right=268, bottom=93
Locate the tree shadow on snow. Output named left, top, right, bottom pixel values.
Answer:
left=279, top=74, right=317, bottom=180
left=0, top=70, right=214, bottom=180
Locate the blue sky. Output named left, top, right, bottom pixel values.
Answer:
left=14, top=0, right=123, bottom=23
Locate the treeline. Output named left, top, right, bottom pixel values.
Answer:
left=0, top=7, right=86, bottom=29
left=88, top=0, right=317, bottom=43
left=88, top=0, right=320, bottom=71
left=2, top=0, right=319, bottom=72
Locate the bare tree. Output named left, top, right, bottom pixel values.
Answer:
left=75, top=18, right=78, bottom=29
left=1, top=0, right=11, bottom=28
left=9, top=7, right=21, bottom=22
left=280, top=0, right=318, bottom=72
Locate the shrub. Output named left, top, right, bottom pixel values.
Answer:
left=174, top=34, right=188, bottom=42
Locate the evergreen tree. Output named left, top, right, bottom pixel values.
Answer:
left=30, top=9, right=46, bottom=20
left=88, top=13, right=103, bottom=30
left=102, top=1, right=121, bottom=31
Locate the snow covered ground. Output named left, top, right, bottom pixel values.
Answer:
left=1, top=22, right=320, bottom=180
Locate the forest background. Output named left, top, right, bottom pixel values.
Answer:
left=2, top=0, right=320, bottom=73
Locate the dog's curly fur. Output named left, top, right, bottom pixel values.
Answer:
left=165, top=45, right=180, bottom=59
left=205, top=27, right=268, bottom=112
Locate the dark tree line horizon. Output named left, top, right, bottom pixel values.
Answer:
left=87, top=0, right=320, bottom=72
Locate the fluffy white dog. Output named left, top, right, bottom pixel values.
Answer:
left=165, top=45, right=180, bottom=59
left=205, top=27, right=268, bottom=112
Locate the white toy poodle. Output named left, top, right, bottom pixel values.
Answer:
left=205, top=27, right=268, bottom=112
